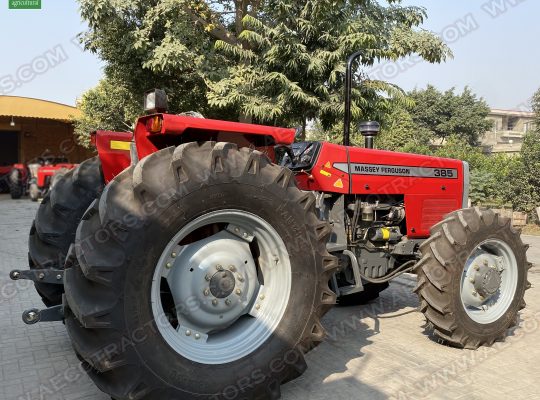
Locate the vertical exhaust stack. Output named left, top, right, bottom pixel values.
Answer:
left=343, top=52, right=380, bottom=148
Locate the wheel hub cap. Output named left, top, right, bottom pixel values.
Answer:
left=474, top=265, right=502, bottom=298
left=460, top=239, right=518, bottom=324
left=165, top=230, right=259, bottom=333
left=210, top=270, right=236, bottom=298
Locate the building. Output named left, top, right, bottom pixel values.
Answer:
left=0, top=95, right=93, bottom=168
left=481, top=109, right=536, bottom=154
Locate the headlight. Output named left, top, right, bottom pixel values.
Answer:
left=144, top=89, right=168, bottom=113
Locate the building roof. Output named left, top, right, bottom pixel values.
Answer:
left=489, top=108, right=535, bottom=118
left=0, top=95, right=81, bottom=122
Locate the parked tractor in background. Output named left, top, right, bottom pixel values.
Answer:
left=0, top=165, right=12, bottom=193
left=9, top=53, right=530, bottom=400
left=8, top=156, right=76, bottom=201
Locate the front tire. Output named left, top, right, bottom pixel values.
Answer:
left=64, top=142, right=338, bottom=400
left=29, top=182, right=40, bottom=201
left=414, top=207, right=530, bottom=349
left=9, top=168, right=23, bottom=199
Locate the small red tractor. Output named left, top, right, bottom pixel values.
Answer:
left=10, top=53, right=529, bottom=400
left=8, top=156, right=76, bottom=201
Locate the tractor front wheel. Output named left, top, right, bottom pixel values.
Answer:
left=9, top=168, right=23, bottom=199
left=29, top=182, right=39, bottom=201
left=64, top=142, right=337, bottom=400
left=415, top=207, right=530, bottom=349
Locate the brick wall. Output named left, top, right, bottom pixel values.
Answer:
left=0, top=116, right=94, bottom=164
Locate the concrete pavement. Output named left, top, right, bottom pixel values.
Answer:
left=0, top=194, right=538, bottom=400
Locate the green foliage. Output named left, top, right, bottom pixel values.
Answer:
left=504, top=131, right=540, bottom=213
left=209, top=0, right=450, bottom=129
left=76, top=0, right=450, bottom=142
left=376, top=106, right=433, bottom=153
left=74, top=78, right=141, bottom=146
left=409, top=85, right=492, bottom=146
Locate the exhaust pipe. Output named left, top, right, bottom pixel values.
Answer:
left=343, top=52, right=362, bottom=147
left=343, top=52, right=380, bottom=149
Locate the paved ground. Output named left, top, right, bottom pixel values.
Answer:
left=1, top=193, right=539, bottom=400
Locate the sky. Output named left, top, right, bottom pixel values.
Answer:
left=0, top=0, right=538, bottom=110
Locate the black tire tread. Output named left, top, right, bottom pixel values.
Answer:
left=9, top=168, right=23, bottom=199
left=414, top=207, right=529, bottom=349
left=29, top=157, right=104, bottom=306
left=64, top=142, right=338, bottom=400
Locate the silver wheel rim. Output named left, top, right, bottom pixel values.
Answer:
left=460, top=239, right=518, bottom=324
left=151, top=210, right=291, bottom=364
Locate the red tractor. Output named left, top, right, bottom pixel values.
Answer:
left=8, top=156, right=76, bottom=201
left=10, top=53, right=529, bottom=400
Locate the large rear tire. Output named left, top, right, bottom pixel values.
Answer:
left=414, top=207, right=530, bottom=349
left=64, top=142, right=338, bottom=400
left=29, top=157, right=104, bottom=306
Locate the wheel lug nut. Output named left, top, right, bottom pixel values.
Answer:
left=236, top=289, right=242, bottom=295
left=185, top=330, right=191, bottom=336
left=469, top=278, right=475, bottom=284
left=472, top=291, right=477, bottom=296
left=212, top=299, right=218, bottom=306
left=166, top=262, right=172, bottom=269
left=38, top=273, right=45, bottom=280
left=237, top=275, right=244, bottom=282
left=255, top=304, right=261, bottom=310
left=259, top=294, right=265, bottom=300
left=225, top=299, right=232, bottom=306
left=243, top=232, right=248, bottom=238
left=171, top=252, right=177, bottom=258
left=195, top=333, right=201, bottom=340
left=203, top=288, right=210, bottom=296
left=216, top=265, right=223, bottom=271
left=229, top=265, right=236, bottom=272
left=205, top=274, right=211, bottom=281
left=474, top=265, right=480, bottom=271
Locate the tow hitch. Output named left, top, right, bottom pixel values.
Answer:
left=10, top=268, right=65, bottom=324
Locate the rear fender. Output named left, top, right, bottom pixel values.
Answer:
left=92, top=130, right=133, bottom=183
left=134, top=114, right=295, bottom=163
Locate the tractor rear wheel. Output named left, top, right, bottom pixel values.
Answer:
left=414, top=207, right=530, bottom=349
left=63, top=142, right=338, bottom=400
left=9, top=168, right=23, bottom=199
left=29, top=157, right=104, bottom=306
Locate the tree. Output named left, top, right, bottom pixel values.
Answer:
left=76, top=0, right=451, bottom=139
left=501, top=87, right=540, bottom=215
left=74, top=78, right=141, bottom=146
left=376, top=105, right=433, bottom=153
left=207, top=0, right=451, bottom=131
left=504, top=132, right=540, bottom=214
left=409, top=85, right=492, bottom=145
